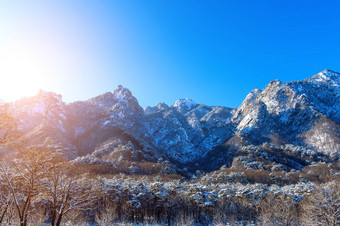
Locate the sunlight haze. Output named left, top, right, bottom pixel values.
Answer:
left=0, top=0, right=339, bottom=107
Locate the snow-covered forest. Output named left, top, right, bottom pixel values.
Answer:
left=0, top=148, right=339, bottom=225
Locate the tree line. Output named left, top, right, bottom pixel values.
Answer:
left=0, top=148, right=339, bottom=225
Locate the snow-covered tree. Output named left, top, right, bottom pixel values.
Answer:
left=42, top=158, right=99, bottom=226
left=302, top=181, right=340, bottom=226
left=0, top=149, right=47, bottom=226
left=0, top=163, right=13, bottom=224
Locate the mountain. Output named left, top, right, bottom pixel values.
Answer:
left=0, top=70, right=339, bottom=174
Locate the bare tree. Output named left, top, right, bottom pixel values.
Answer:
left=258, top=193, right=299, bottom=226
left=0, top=163, right=13, bottom=224
left=302, top=181, right=340, bottom=226
left=0, top=149, right=47, bottom=226
left=43, top=159, right=99, bottom=226
left=95, top=202, right=116, bottom=226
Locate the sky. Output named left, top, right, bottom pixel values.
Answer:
left=0, top=0, right=339, bottom=108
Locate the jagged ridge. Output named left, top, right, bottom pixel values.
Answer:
left=0, top=70, right=339, bottom=173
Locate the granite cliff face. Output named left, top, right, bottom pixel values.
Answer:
left=231, top=69, right=339, bottom=149
left=0, top=70, right=339, bottom=173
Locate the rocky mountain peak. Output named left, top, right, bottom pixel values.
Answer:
left=113, top=85, right=133, bottom=100
left=173, top=98, right=198, bottom=113
left=11, top=90, right=65, bottom=114
left=88, top=86, right=141, bottom=114
left=319, top=69, right=339, bottom=78
left=144, top=102, right=169, bottom=114
left=36, top=89, right=63, bottom=104
left=4, top=90, right=68, bottom=136
left=243, top=88, right=261, bottom=104
left=157, top=102, right=169, bottom=110
left=305, top=69, right=340, bottom=85
left=112, top=85, right=141, bottom=111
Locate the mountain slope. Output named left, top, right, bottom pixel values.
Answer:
left=0, top=70, right=339, bottom=174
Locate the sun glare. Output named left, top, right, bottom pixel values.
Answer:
left=0, top=43, right=50, bottom=102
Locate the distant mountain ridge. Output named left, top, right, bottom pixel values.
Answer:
left=0, top=70, right=339, bottom=174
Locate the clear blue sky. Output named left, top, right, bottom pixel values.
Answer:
left=0, top=0, right=339, bottom=108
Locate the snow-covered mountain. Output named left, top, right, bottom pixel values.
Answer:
left=232, top=69, right=339, bottom=150
left=0, top=70, right=339, bottom=173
